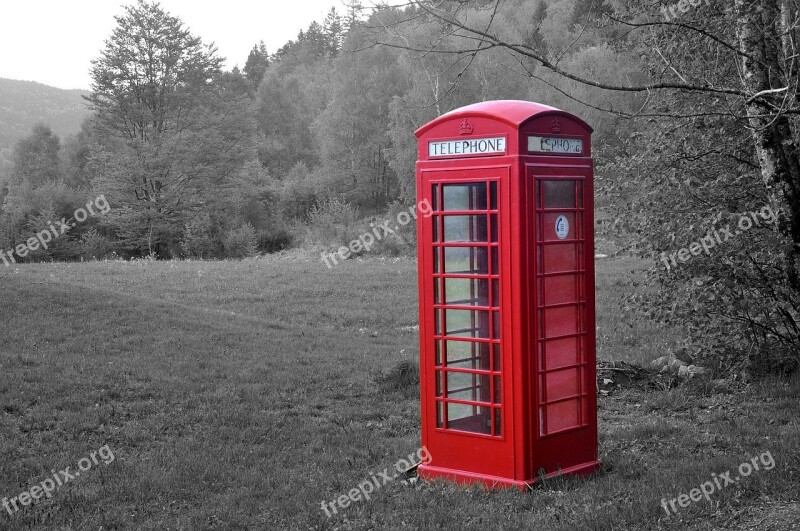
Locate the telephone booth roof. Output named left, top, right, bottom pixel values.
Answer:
left=414, top=100, right=593, bottom=137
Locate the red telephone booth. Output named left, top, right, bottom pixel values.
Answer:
left=415, top=100, right=600, bottom=489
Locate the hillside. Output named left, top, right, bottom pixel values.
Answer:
left=0, top=78, right=91, bottom=167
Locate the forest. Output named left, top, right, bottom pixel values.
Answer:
left=0, top=0, right=798, bottom=374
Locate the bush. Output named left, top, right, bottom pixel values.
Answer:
left=375, top=200, right=418, bottom=255
left=180, top=214, right=218, bottom=258
left=223, top=222, right=259, bottom=258
left=306, top=196, right=361, bottom=247
left=605, top=125, right=800, bottom=377
left=81, top=229, right=114, bottom=260
left=258, top=228, right=293, bottom=253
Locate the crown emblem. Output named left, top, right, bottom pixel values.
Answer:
left=551, top=117, right=562, bottom=133
left=458, top=118, right=474, bottom=135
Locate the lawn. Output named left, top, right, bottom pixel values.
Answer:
left=0, top=254, right=798, bottom=530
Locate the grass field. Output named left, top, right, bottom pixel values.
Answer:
left=1, top=254, right=798, bottom=530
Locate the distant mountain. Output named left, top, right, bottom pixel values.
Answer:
left=0, top=78, right=91, bottom=168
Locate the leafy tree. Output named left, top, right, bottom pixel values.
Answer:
left=313, top=21, right=410, bottom=212
left=87, top=0, right=223, bottom=141
left=244, top=41, right=270, bottom=86
left=254, top=69, right=320, bottom=177
left=223, top=222, right=259, bottom=258
left=7, top=124, right=60, bottom=191
left=180, top=212, right=217, bottom=258
left=85, top=0, right=266, bottom=257
left=1, top=126, right=89, bottom=263
left=375, top=0, right=800, bottom=372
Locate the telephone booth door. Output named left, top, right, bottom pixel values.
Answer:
left=418, top=166, right=515, bottom=481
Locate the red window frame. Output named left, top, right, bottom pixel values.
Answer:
left=429, top=179, right=503, bottom=438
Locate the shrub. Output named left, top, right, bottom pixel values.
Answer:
left=223, top=222, right=259, bottom=258
left=258, top=228, right=293, bottom=253
left=81, top=229, right=114, bottom=260
left=180, top=214, right=218, bottom=258
left=306, top=196, right=361, bottom=247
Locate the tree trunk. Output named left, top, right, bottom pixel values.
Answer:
left=735, top=0, right=800, bottom=289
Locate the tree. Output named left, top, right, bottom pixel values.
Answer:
left=3, top=125, right=63, bottom=237
left=373, top=0, right=800, bottom=371
left=87, top=0, right=223, bottom=142
left=244, top=41, right=269, bottom=86
left=313, top=37, right=409, bottom=212
left=85, top=0, right=233, bottom=256
left=8, top=124, right=60, bottom=190
left=323, top=8, right=345, bottom=57
left=343, top=1, right=365, bottom=33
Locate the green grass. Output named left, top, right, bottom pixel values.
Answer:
left=0, top=255, right=798, bottom=530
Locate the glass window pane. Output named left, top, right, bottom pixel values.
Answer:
left=433, top=247, right=439, bottom=273
left=443, top=215, right=488, bottom=242
left=433, top=216, right=439, bottom=242
left=444, top=247, right=488, bottom=274
left=444, top=278, right=489, bottom=306
left=444, top=309, right=490, bottom=338
left=490, top=214, right=498, bottom=242
left=433, top=278, right=440, bottom=304
left=436, top=401, right=444, bottom=428
left=432, top=184, right=439, bottom=211
left=492, top=279, right=499, bottom=307
left=543, top=180, right=576, bottom=209
left=446, top=371, right=489, bottom=401
left=494, top=376, right=502, bottom=403
left=494, top=408, right=502, bottom=436
left=490, top=181, right=498, bottom=210
left=491, top=247, right=499, bottom=273
left=443, top=183, right=487, bottom=211
left=447, top=403, right=491, bottom=434
left=445, top=340, right=489, bottom=369
left=545, top=399, right=581, bottom=433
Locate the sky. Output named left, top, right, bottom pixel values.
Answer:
left=0, top=0, right=366, bottom=90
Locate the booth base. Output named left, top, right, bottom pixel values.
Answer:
left=418, top=460, right=602, bottom=491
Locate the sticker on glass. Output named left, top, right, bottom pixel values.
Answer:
left=555, top=215, right=570, bottom=240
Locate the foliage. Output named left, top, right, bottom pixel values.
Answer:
left=306, top=196, right=361, bottom=247
left=81, top=228, right=115, bottom=260
left=0, top=79, right=90, bottom=168
left=243, top=41, right=270, bottom=87
left=223, top=222, right=259, bottom=258
left=82, top=0, right=269, bottom=259
left=180, top=213, right=218, bottom=258
left=607, top=124, right=800, bottom=375
left=376, top=0, right=800, bottom=375
left=9, top=0, right=799, bottom=376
